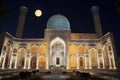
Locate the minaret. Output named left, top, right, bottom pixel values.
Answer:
left=91, top=6, right=103, bottom=37
left=15, top=6, right=28, bottom=38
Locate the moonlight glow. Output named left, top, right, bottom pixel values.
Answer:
left=35, top=10, right=42, bottom=17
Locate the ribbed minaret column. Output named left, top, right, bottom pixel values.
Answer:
left=16, top=6, right=28, bottom=38
left=91, top=6, right=103, bottom=37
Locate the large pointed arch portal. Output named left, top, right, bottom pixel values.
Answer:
left=50, top=37, right=66, bottom=69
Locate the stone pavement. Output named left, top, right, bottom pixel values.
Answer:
left=78, top=69, right=120, bottom=80
left=41, top=74, right=70, bottom=80
left=0, top=69, right=120, bottom=80
left=41, top=69, right=70, bottom=80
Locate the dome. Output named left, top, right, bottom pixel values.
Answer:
left=47, top=14, right=70, bottom=29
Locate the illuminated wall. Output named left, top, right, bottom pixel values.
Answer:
left=0, top=32, right=117, bottom=70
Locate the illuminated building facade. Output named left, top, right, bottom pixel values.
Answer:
left=0, top=6, right=117, bottom=70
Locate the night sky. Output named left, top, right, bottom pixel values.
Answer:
left=1, top=0, right=120, bottom=55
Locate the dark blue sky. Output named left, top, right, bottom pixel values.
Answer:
left=1, top=0, right=120, bottom=55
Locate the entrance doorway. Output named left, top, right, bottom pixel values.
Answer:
left=50, top=37, right=66, bottom=69
left=56, top=57, right=60, bottom=65
left=31, top=56, right=36, bottom=69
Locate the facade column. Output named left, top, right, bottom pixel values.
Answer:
left=67, top=46, right=70, bottom=69
left=9, top=54, right=13, bottom=69
left=111, top=52, right=117, bottom=69
left=46, top=56, right=49, bottom=69
left=76, top=45, right=79, bottom=70
left=89, top=54, right=92, bottom=69
left=76, top=54, right=79, bottom=69
left=88, top=49, right=92, bottom=69
left=84, top=54, right=87, bottom=69
left=36, top=54, right=39, bottom=69
left=102, top=54, right=105, bottom=69
left=14, top=55, right=18, bottom=69
left=66, top=55, right=69, bottom=69
left=24, top=57, right=27, bottom=69
left=2, top=51, right=6, bottom=69
left=50, top=46, right=52, bottom=66
left=27, top=53, right=32, bottom=69
left=107, top=45, right=112, bottom=69
left=112, top=56, right=117, bottom=69
left=111, top=45, right=117, bottom=69
left=97, top=49, right=100, bottom=69
left=64, top=49, right=66, bottom=66
left=2, top=57, right=6, bottom=69
left=28, top=54, right=31, bottom=69
left=108, top=52, right=112, bottom=69
left=97, top=56, right=100, bottom=69
left=45, top=49, right=48, bottom=69
left=46, top=44, right=49, bottom=69
left=0, top=57, right=1, bottom=66
left=0, top=53, right=2, bottom=65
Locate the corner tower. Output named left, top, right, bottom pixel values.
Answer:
left=16, top=6, right=28, bottom=38
left=91, top=6, right=103, bottom=37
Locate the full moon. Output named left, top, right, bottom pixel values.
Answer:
left=35, top=10, right=42, bottom=17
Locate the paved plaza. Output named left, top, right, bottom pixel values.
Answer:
left=0, top=69, right=120, bottom=80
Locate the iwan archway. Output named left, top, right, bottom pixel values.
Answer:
left=49, top=37, right=66, bottom=69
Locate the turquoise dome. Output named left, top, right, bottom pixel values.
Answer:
left=47, top=14, right=70, bottom=29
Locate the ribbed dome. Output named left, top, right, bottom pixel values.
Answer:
left=47, top=14, right=70, bottom=29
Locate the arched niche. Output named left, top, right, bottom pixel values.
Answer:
left=13, top=48, right=18, bottom=53
left=69, top=44, right=77, bottom=55
left=38, top=44, right=47, bottom=55
left=99, top=58, right=103, bottom=68
left=18, top=48, right=26, bottom=67
left=98, top=49, right=102, bottom=54
left=85, top=48, right=88, bottom=54
left=5, top=45, right=13, bottom=67
left=97, top=44, right=102, bottom=54
left=50, top=37, right=66, bottom=67
left=79, top=57, right=84, bottom=69
left=103, top=45, right=109, bottom=67
left=38, top=55, right=46, bottom=69
left=31, top=44, right=38, bottom=55
left=69, top=55, right=76, bottom=69
left=78, top=45, right=84, bottom=54
left=31, top=56, right=37, bottom=69
left=90, top=48, right=97, bottom=68
left=108, top=45, right=112, bottom=51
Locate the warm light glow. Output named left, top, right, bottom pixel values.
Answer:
left=69, top=44, right=77, bottom=54
left=38, top=55, right=46, bottom=68
left=39, top=44, right=47, bottom=54
left=31, top=45, right=38, bottom=54
left=78, top=45, right=84, bottom=54
left=35, top=9, right=42, bottom=17
left=70, top=55, right=76, bottom=68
